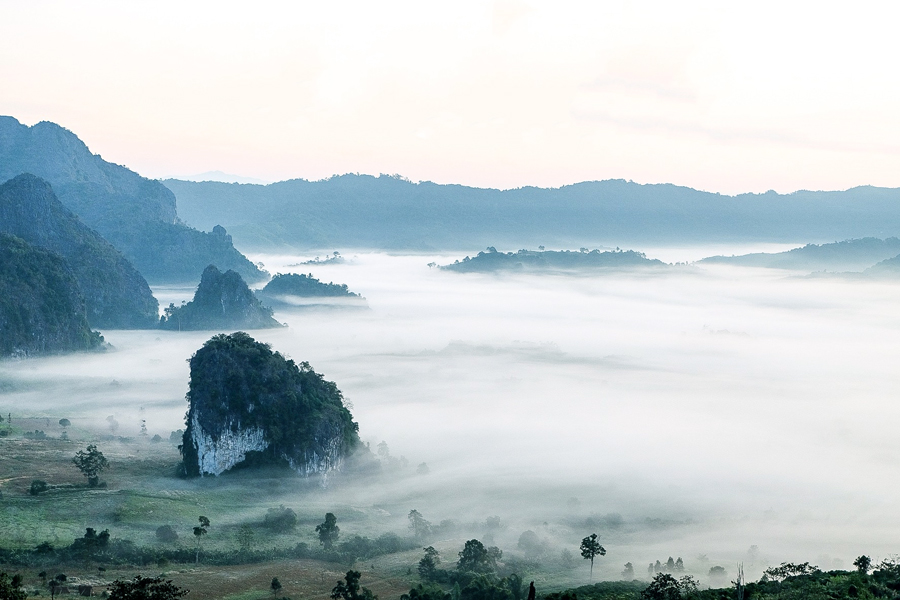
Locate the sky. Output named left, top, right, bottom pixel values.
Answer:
left=2, top=1, right=900, bottom=194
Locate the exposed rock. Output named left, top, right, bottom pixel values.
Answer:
left=181, top=332, right=359, bottom=477
left=0, top=174, right=158, bottom=328
left=0, top=116, right=265, bottom=283
left=159, top=265, right=281, bottom=330
left=0, top=233, right=103, bottom=357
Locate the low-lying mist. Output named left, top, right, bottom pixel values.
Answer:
left=3, top=248, right=899, bottom=582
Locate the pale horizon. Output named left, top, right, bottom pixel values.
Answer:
left=3, top=1, right=900, bottom=196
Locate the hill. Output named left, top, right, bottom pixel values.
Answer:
left=0, top=116, right=264, bottom=283
left=181, top=332, right=359, bottom=476
left=441, top=247, right=666, bottom=273
left=164, top=174, right=900, bottom=251
left=256, top=273, right=363, bottom=308
left=699, top=237, right=900, bottom=272
left=0, top=174, right=158, bottom=328
left=0, top=233, right=103, bottom=357
left=159, top=265, right=280, bottom=331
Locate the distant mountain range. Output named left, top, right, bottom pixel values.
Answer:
left=0, top=116, right=264, bottom=283
left=164, top=174, right=900, bottom=252
left=699, top=237, right=900, bottom=272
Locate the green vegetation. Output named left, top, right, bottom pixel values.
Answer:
left=0, top=117, right=265, bottom=284
left=107, top=575, right=188, bottom=600
left=579, top=535, right=605, bottom=581
left=265, top=506, right=299, bottom=532
left=159, top=265, right=280, bottom=330
left=72, top=444, right=109, bottom=487
left=182, top=332, right=359, bottom=476
left=0, top=174, right=159, bottom=328
left=317, top=513, right=341, bottom=550
left=259, top=272, right=361, bottom=300
left=0, top=233, right=104, bottom=357
left=332, top=570, right=378, bottom=600
left=441, top=248, right=665, bottom=273
left=0, top=571, right=26, bottom=600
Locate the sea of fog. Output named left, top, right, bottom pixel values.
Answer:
left=3, top=248, right=900, bottom=579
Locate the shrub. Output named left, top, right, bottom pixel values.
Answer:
left=264, top=506, right=298, bottom=532
left=156, top=525, right=179, bottom=543
left=29, top=480, right=48, bottom=495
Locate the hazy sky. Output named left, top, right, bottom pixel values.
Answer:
left=2, top=1, right=899, bottom=193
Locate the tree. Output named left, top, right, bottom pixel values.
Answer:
left=517, top=531, right=544, bottom=557
left=622, top=563, right=634, bottom=580
left=237, top=524, right=255, bottom=552
left=271, top=577, right=283, bottom=598
left=457, top=539, right=500, bottom=574
left=156, top=525, right=178, bottom=543
left=419, top=546, right=441, bottom=580
left=72, top=444, right=109, bottom=487
left=854, top=555, right=872, bottom=575
left=331, top=570, right=378, bottom=600
left=640, top=573, right=681, bottom=600
left=762, top=562, right=814, bottom=582
left=580, top=533, right=606, bottom=581
left=265, top=505, right=298, bottom=532
left=193, top=515, right=210, bottom=563
left=409, top=510, right=432, bottom=540
left=402, top=583, right=450, bottom=600
left=317, top=512, right=340, bottom=549
left=0, top=572, right=26, bottom=600
left=107, top=576, right=188, bottom=600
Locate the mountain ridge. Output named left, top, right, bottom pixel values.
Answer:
left=164, top=174, right=900, bottom=251
left=0, top=116, right=265, bottom=284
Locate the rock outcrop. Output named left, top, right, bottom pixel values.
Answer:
left=0, top=116, right=265, bottom=284
left=0, top=174, right=159, bottom=329
left=0, top=233, right=103, bottom=357
left=181, top=332, right=359, bottom=477
left=159, top=265, right=281, bottom=330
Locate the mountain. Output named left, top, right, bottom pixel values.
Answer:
left=163, top=175, right=900, bottom=251
left=159, top=265, right=280, bottom=331
left=864, top=254, right=900, bottom=277
left=0, top=116, right=265, bottom=283
left=441, top=247, right=666, bottom=273
left=0, top=233, right=103, bottom=357
left=0, top=174, right=158, bottom=328
left=699, top=238, right=900, bottom=272
left=181, top=332, right=359, bottom=477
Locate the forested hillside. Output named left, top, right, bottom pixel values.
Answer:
left=0, top=116, right=264, bottom=283
left=0, top=174, right=158, bottom=329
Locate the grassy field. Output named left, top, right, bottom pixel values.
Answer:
left=0, top=416, right=639, bottom=599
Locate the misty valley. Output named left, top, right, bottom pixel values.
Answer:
left=4, top=249, right=900, bottom=600
left=3, top=115, right=900, bottom=599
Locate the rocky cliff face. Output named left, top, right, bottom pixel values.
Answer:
left=0, top=233, right=103, bottom=357
left=0, top=116, right=265, bottom=284
left=181, top=332, right=358, bottom=477
left=159, top=265, right=280, bottom=330
left=0, top=174, right=159, bottom=329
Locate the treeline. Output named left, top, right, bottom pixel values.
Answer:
left=548, top=558, right=900, bottom=600
left=0, top=528, right=418, bottom=569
